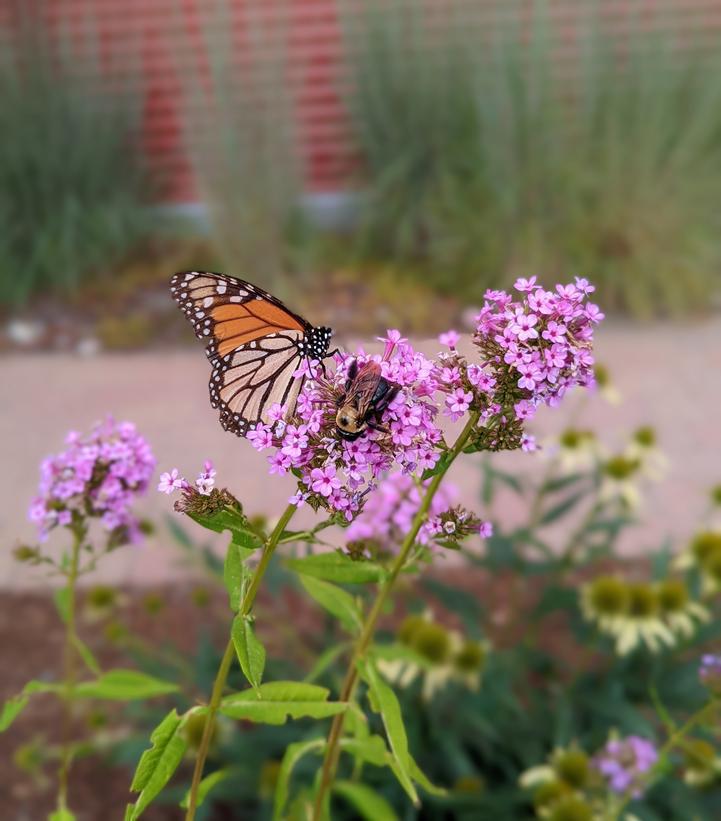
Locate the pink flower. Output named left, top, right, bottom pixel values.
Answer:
left=247, top=423, right=273, bottom=452
left=521, top=434, right=537, bottom=452
left=29, top=418, right=155, bottom=543
left=310, top=464, right=342, bottom=497
left=585, top=303, right=605, bottom=323
left=510, top=312, right=539, bottom=342
left=514, top=276, right=537, bottom=293
left=268, top=452, right=292, bottom=476
left=281, top=425, right=309, bottom=460
left=445, top=388, right=473, bottom=421
left=513, top=399, right=536, bottom=420
left=541, top=320, right=567, bottom=343
left=574, top=276, right=595, bottom=295
left=438, top=330, right=460, bottom=348
left=479, top=521, right=493, bottom=539
left=467, top=365, right=496, bottom=392
left=195, top=460, right=216, bottom=495
left=267, top=403, right=287, bottom=423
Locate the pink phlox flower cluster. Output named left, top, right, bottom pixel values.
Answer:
left=346, top=473, right=491, bottom=553
left=473, top=276, right=602, bottom=416
left=248, top=333, right=444, bottom=519
left=157, top=460, right=216, bottom=497
left=699, top=653, right=721, bottom=692
left=594, top=736, right=658, bottom=798
left=346, top=473, right=457, bottom=549
left=28, top=418, right=155, bottom=543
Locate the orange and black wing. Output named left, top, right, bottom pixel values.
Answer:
left=170, top=271, right=331, bottom=437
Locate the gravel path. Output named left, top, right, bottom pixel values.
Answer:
left=2, top=318, right=720, bottom=588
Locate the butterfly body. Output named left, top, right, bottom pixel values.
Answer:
left=170, top=271, right=333, bottom=437
left=335, top=359, right=399, bottom=441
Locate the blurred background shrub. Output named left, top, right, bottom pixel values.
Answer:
left=343, top=0, right=721, bottom=316
left=174, top=0, right=308, bottom=296
left=2, top=0, right=721, bottom=322
left=0, top=1, right=154, bottom=306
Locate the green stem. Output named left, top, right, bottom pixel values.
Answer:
left=311, top=411, right=481, bottom=819
left=56, top=527, right=84, bottom=815
left=185, top=502, right=297, bottom=821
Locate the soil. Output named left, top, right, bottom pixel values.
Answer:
left=0, top=563, right=608, bottom=821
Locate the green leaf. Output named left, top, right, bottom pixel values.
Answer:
left=232, top=615, right=266, bottom=691
left=233, top=529, right=265, bottom=550
left=74, top=670, right=179, bottom=700
left=72, top=635, right=101, bottom=675
left=540, top=473, right=585, bottom=495
left=187, top=504, right=264, bottom=549
left=339, top=734, right=390, bottom=767
left=539, top=491, right=587, bottom=525
left=286, top=552, right=385, bottom=584
left=299, top=576, right=362, bottom=633
left=358, top=659, right=418, bottom=804
left=53, top=587, right=71, bottom=624
left=127, top=709, right=189, bottom=820
left=273, top=738, right=325, bottom=820
left=49, top=809, right=76, bottom=821
left=408, top=754, right=446, bottom=797
left=180, top=767, right=231, bottom=810
left=371, top=643, right=433, bottom=669
left=1, top=680, right=60, bottom=732
left=219, top=681, right=347, bottom=725
left=223, top=540, right=252, bottom=610
left=334, top=780, right=398, bottom=821
left=1, top=693, right=30, bottom=732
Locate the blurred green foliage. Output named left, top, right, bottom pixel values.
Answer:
left=172, top=0, right=309, bottom=298
left=343, top=0, right=721, bottom=317
left=0, top=2, right=153, bottom=306
left=115, top=416, right=721, bottom=819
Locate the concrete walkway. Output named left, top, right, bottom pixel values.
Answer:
left=2, top=318, right=720, bottom=588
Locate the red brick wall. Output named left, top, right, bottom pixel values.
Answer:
left=4, top=0, right=721, bottom=202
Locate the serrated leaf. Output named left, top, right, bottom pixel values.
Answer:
left=286, top=552, right=385, bottom=584
left=358, top=659, right=418, bottom=804
left=273, top=738, right=325, bottom=820
left=127, top=708, right=188, bottom=820
left=232, top=615, right=266, bottom=690
left=334, top=780, right=398, bottom=821
left=180, top=767, right=231, bottom=810
left=299, top=576, right=362, bottom=633
left=74, top=670, right=179, bottom=700
left=219, top=681, right=347, bottom=725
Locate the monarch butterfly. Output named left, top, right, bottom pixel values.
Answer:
left=170, top=271, right=333, bottom=437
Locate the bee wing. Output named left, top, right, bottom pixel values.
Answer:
left=345, top=362, right=383, bottom=417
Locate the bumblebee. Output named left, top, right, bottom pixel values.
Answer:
left=335, top=359, right=400, bottom=441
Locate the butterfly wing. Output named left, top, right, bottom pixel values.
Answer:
left=170, top=271, right=317, bottom=437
